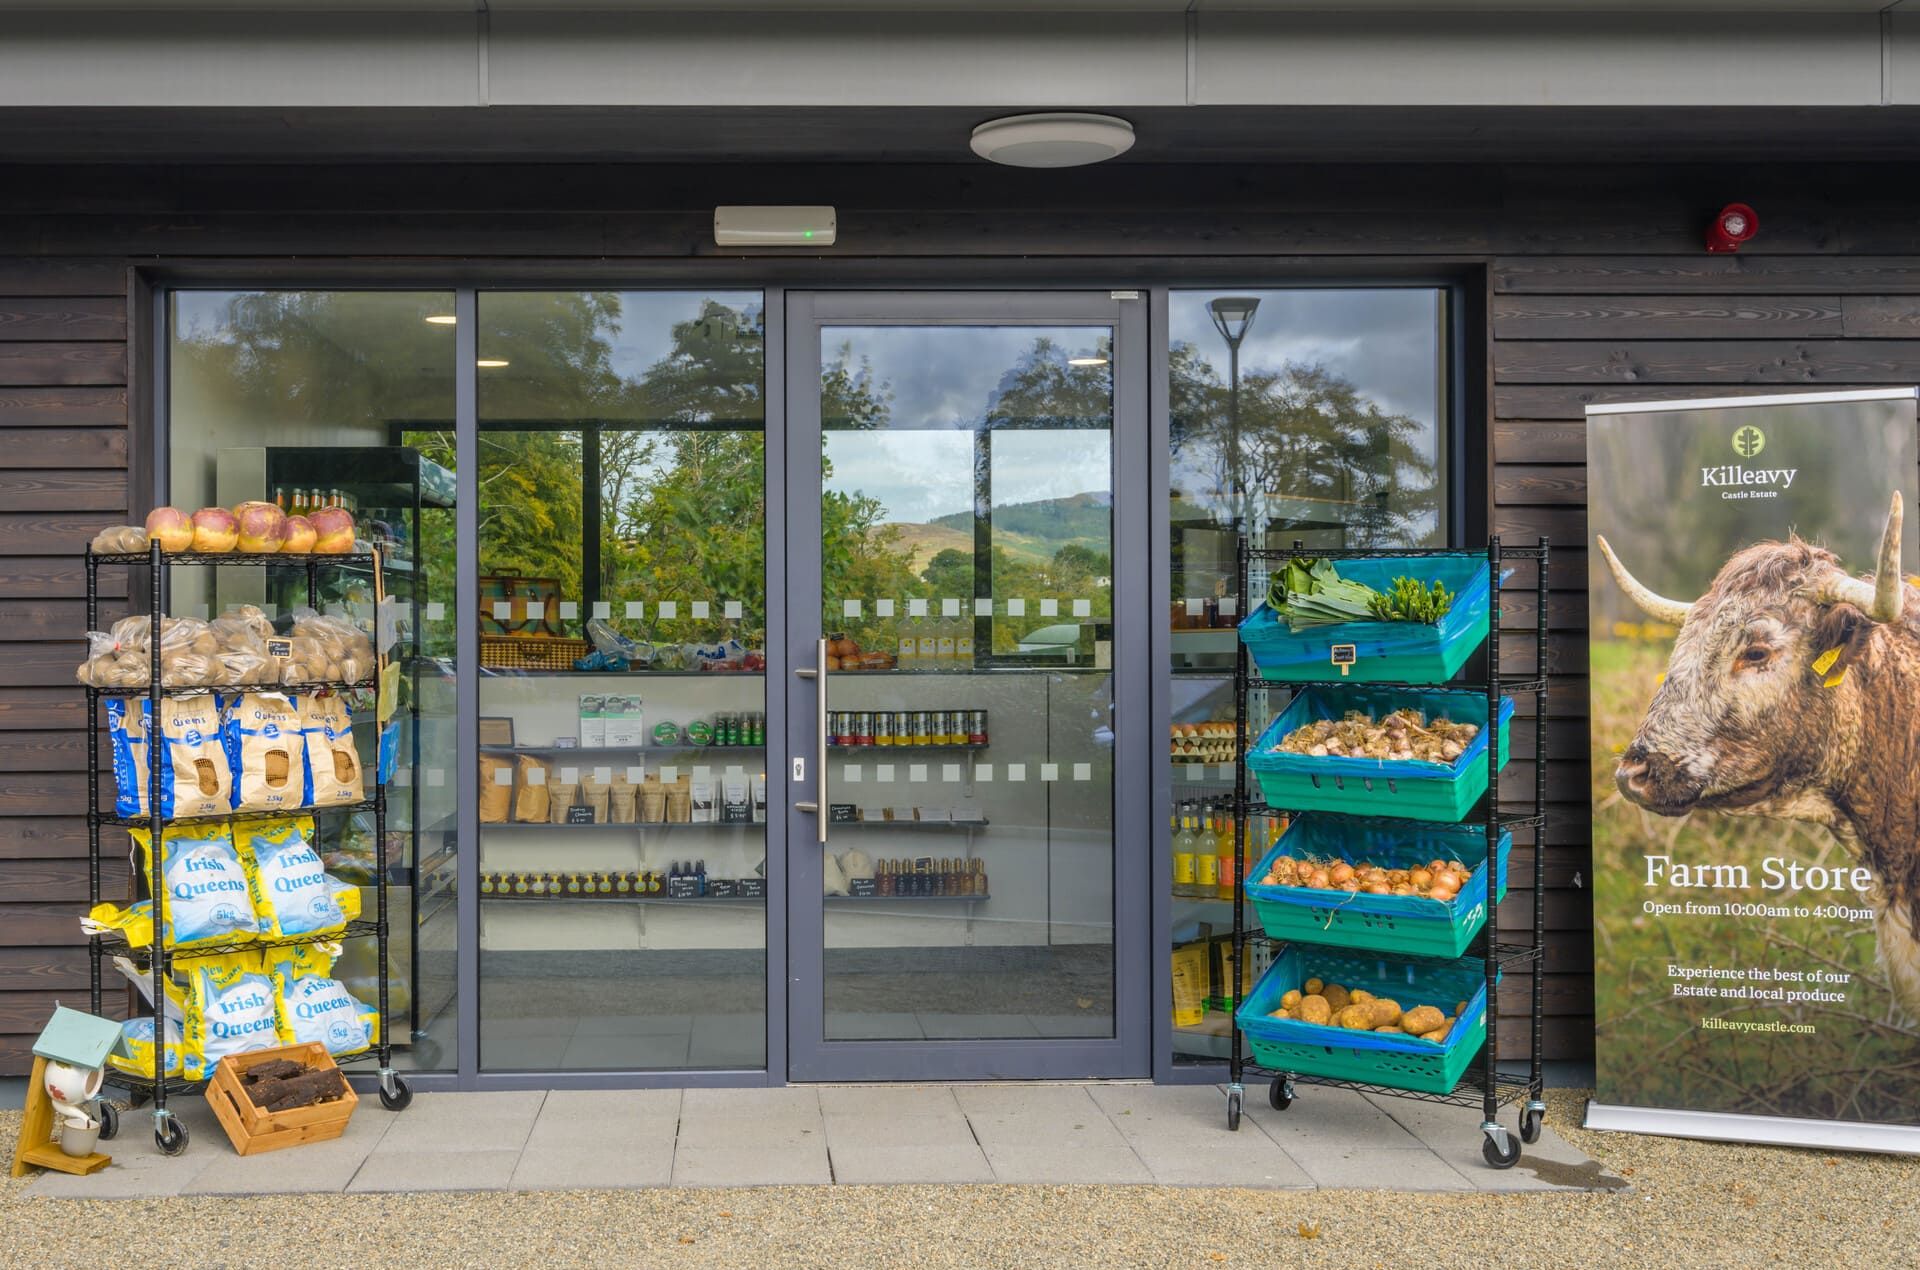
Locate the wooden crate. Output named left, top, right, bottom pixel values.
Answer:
left=208, top=1043, right=358, bottom=1156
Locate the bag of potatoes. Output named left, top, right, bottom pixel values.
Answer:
left=479, top=753, right=512, bottom=823
left=513, top=754, right=551, bottom=823
left=547, top=782, right=579, bottom=825
left=222, top=691, right=307, bottom=813
left=300, top=693, right=364, bottom=806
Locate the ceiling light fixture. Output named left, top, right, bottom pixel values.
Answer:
left=970, top=113, right=1135, bottom=168
left=1069, top=356, right=1109, bottom=367
left=476, top=359, right=509, bottom=368
left=424, top=314, right=457, bottom=325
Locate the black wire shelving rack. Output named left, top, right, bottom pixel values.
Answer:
left=1224, top=536, right=1551, bottom=1169
left=83, top=541, right=414, bottom=1156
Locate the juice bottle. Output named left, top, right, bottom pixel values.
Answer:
left=1215, top=810, right=1236, bottom=900
left=1172, top=804, right=1198, bottom=895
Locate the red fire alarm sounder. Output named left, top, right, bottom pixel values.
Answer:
left=1706, top=203, right=1759, bottom=253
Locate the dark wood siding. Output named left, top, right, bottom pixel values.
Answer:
left=4, top=159, right=1919, bottom=1071
left=0, top=258, right=130, bottom=1065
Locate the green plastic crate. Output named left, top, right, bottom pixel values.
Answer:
left=1245, top=686, right=1515, bottom=823
left=1245, top=816, right=1511, bottom=959
left=1239, top=558, right=1491, bottom=684
left=1236, top=949, right=1490, bottom=1095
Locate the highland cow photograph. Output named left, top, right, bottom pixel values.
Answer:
left=1588, top=391, right=1920, bottom=1127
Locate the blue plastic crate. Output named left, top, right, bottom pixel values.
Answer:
left=1245, top=686, right=1515, bottom=822
left=1245, top=816, right=1510, bottom=958
left=1236, top=948, right=1490, bottom=1094
left=1240, top=557, right=1490, bottom=684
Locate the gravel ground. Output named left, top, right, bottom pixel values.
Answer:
left=4, top=1088, right=1918, bottom=1270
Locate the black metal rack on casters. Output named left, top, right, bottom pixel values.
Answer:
left=1224, top=536, right=1551, bottom=1170
left=83, top=542, right=414, bottom=1157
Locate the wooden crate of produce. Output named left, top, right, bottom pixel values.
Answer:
left=208, top=1043, right=358, bottom=1156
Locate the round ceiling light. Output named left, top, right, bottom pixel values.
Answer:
left=970, top=113, right=1135, bottom=168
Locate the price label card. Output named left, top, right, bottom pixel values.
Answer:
left=526, top=767, right=546, bottom=785
left=877, top=764, right=896, bottom=783
left=263, top=602, right=279, bottom=618
left=561, top=767, right=580, bottom=784
left=942, top=598, right=960, bottom=617
left=975, top=764, right=994, bottom=782
left=1073, top=762, right=1092, bottom=781
left=493, top=765, right=513, bottom=786
left=593, top=601, right=611, bottom=620
left=492, top=602, right=511, bottom=622
left=1007, top=599, right=1026, bottom=617
left=1040, top=598, right=1058, bottom=617
left=594, top=766, right=613, bottom=784
left=691, top=601, right=710, bottom=619
left=425, top=602, right=445, bottom=621
left=844, top=764, right=863, bottom=783
left=625, top=601, right=644, bottom=619
left=559, top=601, right=578, bottom=620
left=843, top=599, right=862, bottom=618
left=1185, top=597, right=1205, bottom=616
left=725, top=600, right=743, bottom=619
left=975, top=598, right=994, bottom=617
left=909, top=598, right=929, bottom=617
left=1007, top=763, right=1027, bottom=782
left=1041, top=763, right=1060, bottom=782
left=943, top=763, right=961, bottom=782
left=657, top=601, right=678, bottom=620
left=660, top=765, right=678, bottom=782
left=1073, top=598, right=1091, bottom=617
left=1220, top=597, right=1238, bottom=617
left=1186, top=762, right=1204, bottom=779
left=725, top=764, right=745, bottom=778
left=909, top=763, right=928, bottom=782
left=394, top=767, right=413, bottom=787
left=527, top=601, right=545, bottom=620
left=626, top=765, right=643, bottom=783
left=691, top=765, right=711, bottom=782
left=1218, top=764, right=1234, bottom=781
left=876, top=599, right=895, bottom=617
left=427, top=768, right=445, bottom=788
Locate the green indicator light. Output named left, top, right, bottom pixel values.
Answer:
left=803, top=230, right=814, bottom=239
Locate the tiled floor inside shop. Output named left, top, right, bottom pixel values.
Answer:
left=28, top=1084, right=1623, bottom=1199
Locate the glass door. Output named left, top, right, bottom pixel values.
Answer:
left=784, top=292, right=1150, bottom=1081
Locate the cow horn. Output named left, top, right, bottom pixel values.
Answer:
left=1814, top=491, right=1905, bottom=623
left=1596, top=535, right=1694, bottom=626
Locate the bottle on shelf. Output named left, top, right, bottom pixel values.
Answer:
left=936, top=610, right=958, bottom=666
left=694, top=858, right=708, bottom=897
left=1214, top=806, right=1236, bottom=900
left=916, top=613, right=938, bottom=672
left=956, top=614, right=975, bottom=669
left=1172, top=804, right=1199, bottom=896
left=480, top=873, right=496, bottom=895
left=1196, top=809, right=1221, bottom=893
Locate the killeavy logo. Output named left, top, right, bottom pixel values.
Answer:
left=1732, top=424, right=1766, bottom=458
left=1703, top=424, right=1796, bottom=494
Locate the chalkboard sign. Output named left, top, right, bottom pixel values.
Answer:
left=566, top=804, right=595, bottom=824
left=847, top=878, right=877, bottom=898
left=707, top=878, right=738, bottom=898
left=737, top=878, right=767, bottom=899
left=665, top=875, right=701, bottom=899
left=829, top=804, right=859, bottom=822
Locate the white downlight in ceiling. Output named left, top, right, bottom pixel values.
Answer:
left=970, top=113, right=1135, bottom=168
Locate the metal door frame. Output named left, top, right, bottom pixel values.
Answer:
left=783, top=289, right=1152, bottom=1081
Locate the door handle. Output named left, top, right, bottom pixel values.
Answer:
left=794, top=636, right=828, bottom=843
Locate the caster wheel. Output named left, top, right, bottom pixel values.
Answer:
left=1520, top=1107, right=1544, bottom=1145
left=380, top=1076, right=413, bottom=1112
left=1268, top=1078, right=1292, bottom=1111
left=1482, top=1131, right=1521, bottom=1170
left=1226, top=1090, right=1243, bottom=1132
left=155, top=1117, right=189, bottom=1157
left=95, top=1102, right=119, bottom=1142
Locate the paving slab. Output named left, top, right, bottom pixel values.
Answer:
left=674, top=1086, right=830, bottom=1185
left=1088, top=1084, right=1314, bottom=1188
left=348, top=1147, right=523, bottom=1193
left=1359, top=1093, right=1623, bottom=1192
left=1287, top=1143, right=1477, bottom=1191
left=183, top=1104, right=397, bottom=1196
left=30, top=1142, right=214, bottom=1199
left=821, top=1086, right=993, bottom=1183
left=512, top=1142, right=675, bottom=1190
left=374, top=1091, right=543, bottom=1152
left=955, top=1085, right=1153, bottom=1184
left=1241, top=1084, right=1425, bottom=1151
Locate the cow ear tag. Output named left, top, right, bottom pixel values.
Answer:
left=1811, top=645, right=1848, bottom=688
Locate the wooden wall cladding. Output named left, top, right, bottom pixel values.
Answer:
left=0, top=259, right=130, bottom=1064
left=4, top=160, right=1919, bottom=1073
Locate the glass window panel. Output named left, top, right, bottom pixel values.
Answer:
left=167, top=290, right=460, bottom=1072
left=1164, top=288, right=1449, bottom=1067
left=475, top=291, right=767, bottom=1073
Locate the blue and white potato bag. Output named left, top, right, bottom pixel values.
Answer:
left=109, top=1015, right=184, bottom=1080
left=268, top=943, right=377, bottom=1059
left=240, top=816, right=348, bottom=939
left=130, top=823, right=259, bottom=949
left=183, top=954, right=285, bottom=1080
left=106, top=695, right=232, bottom=819
left=222, top=690, right=307, bottom=813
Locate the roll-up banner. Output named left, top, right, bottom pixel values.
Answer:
left=1584, top=388, right=1920, bottom=1154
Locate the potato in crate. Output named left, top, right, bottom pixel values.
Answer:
left=1245, top=815, right=1511, bottom=959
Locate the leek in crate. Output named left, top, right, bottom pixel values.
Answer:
left=1239, top=556, right=1490, bottom=684
left=1236, top=949, right=1491, bottom=1095
left=1245, top=685, right=1514, bottom=822
left=1244, top=815, right=1511, bottom=958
